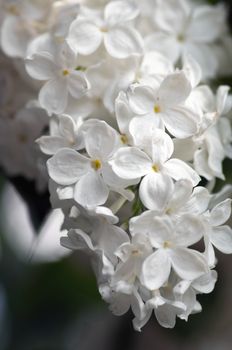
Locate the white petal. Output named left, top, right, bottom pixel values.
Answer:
left=185, top=186, right=210, bottom=215
left=86, top=60, right=113, bottom=98
left=217, top=86, right=230, bottom=115
left=209, top=185, right=232, bottom=210
left=131, top=289, right=147, bottom=321
left=174, top=214, right=204, bottom=247
left=110, top=147, right=152, bottom=179
left=164, top=159, right=200, bottom=186
left=210, top=199, right=231, bottom=227
left=112, top=258, right=137, bottom=291
left=27, top=33, right=54, bottom=57
left=152, top=0, right=189, bottom=34
left=92, top=224, right=129, bottom=262
left=128, top=85, right=155, bottom=115
left=155, top=303, right=179, bottom=329
left=39, top=78, right=68, bottom=115
left=204, top=236, right=216, bottom=267
left=74, top=171, right=109, bottom=207
left=194, top=148, right=214, bottom=181
left=184, top=43, right=218, bottom=79
left=192, top=271, right=217, bottom=294
left=102, top=163, right=138, bottom=190
left=85, top=121, right=118, bottom=160
left=1, top=16, right=30, bottom=58
left=151, top=129, right=174, bottom=164
left=145, top=33, right=181, bottom=63
left=173, top=138, right=196, bottom=162
left=187, top=5, right=225, bottom=42
left=105, top=26, right=143, bottom=59
left=142, top=249, right=171, bottom=290
left=210, top=226, right=232, bottom=254
left=68, top=71, right=89, bottom=98
left=67, top=19, right=102, bottom=55
left=25, top=52, right=57, bottom=81
left=47, top=149, right=90, bottom=185
left=105, top=0, right=139, bottom=26
left=169, top=248, right=208, bottom=280
left=168, top=179, right=193, bottom=212
left=130, top=211, right=161, bottom=236
left=115, top=91, right=133, bottom=136
left=37, top=136, right=70, bottom=155
left=205, top=128, right=225, bottom=180
left=139, top=172, right=173, bottom=211
left=141, top=51, right=173, bottom=77
left=146, top=216, right=174, bottom=248
left=190, top=85, right=214, bottom=113
left=158, top=72, right=192, bottom=110
left=61, top=229, right=94, bottom=251
left=162, top=106, right=199, bottom=139
left=58, top=114, right=75, bottom=139
left=183, top=54, right=202, bottom=88
left=133, top=309, right=152, bottom=332
left=129, top=117, right=158, bottom=152
left=108, top=293, right=131, bottom=316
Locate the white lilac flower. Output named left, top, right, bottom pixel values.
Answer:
left=0, top=0, right=54, bottom=58
left=174, top=86, right=232, bottom=181
left=47, top=120, right=136, bottom=207
left=0, top=105, right=48, bottom=188
left=127, top=71, right=200, bottom=139
left=26, top=40, right=89, bottom=115
left=129, top=180, right=210, bottom=229
left=100, top=283, right=147, bottom=325
left=132, top=215, right=208, bottom=290
left=173, top=270, right=217, bottom=320
left=37, top=114, right=85, bottom=155
left=61, top=207, right=129, bottom=276
left=52, top=0, right=81, bottom=39
left=134, top=287, right=187, bottom=331
left=111, top=234, right=153, bottom=294
left=146, top=0, right=227, bottom=78
left=111, top=127, right=200, bottom=211
left=203, top=198, right=232, bottom=267
left=67, top=0, right=143, bottom=58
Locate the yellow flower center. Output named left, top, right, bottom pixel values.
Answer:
left=55, top=36, right=65, bottom=44
left=132, top=249, right=140, bottom=256
left=100, top=26, right=108, bottom=33
left=120, top=134, right=128, bottom=145
left=165, top=208, right=172, bottom=215
left=177, top=33, right=185, bottom=42
left=91, top=159, right=102, bottom=171
left=163, top=241, right=172, bottom=249
left=152, top=164, right=160, bottom=172
left=62, top=69, right=70, bottom=76
left=154, top=104, right=161, bottom=114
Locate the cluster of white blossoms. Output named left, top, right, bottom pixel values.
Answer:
left=1, top=0, right=232, bottom=329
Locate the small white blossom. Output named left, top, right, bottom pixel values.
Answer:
left=111, top=128, right=200, bottom=211
left=47, top=120, right=135, bottom=207
left=67, top=0, right=143, bottom=58
left=146, top=0, right=227, bottom=78
left=26, top=39, right=89, bottom=115
left=37, top=114, right=85, bottom=155
left=127, top=71, right=200, bottom=139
